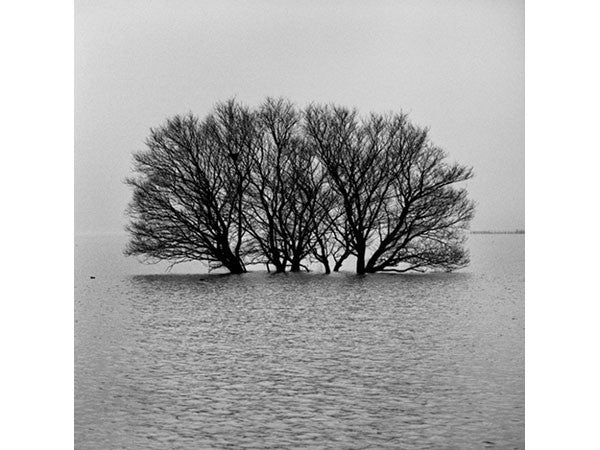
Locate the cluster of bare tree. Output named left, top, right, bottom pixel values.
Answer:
left=125, top=98, right=474, bottom=274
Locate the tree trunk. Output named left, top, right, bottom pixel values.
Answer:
left=290, top=258, right=301, bottom=272
left=356, top=255, right=366, bottom=274
left=220, top=245, right=246, bottom=274
left=322, top=259, right=331, bottom=274
left=355, top=241, right=366, bottom=274
left=274, top=264, right=286, bottom=273
left=333, top=248, right=351, bottom=272
left=225, top=259, right=246, bottom=274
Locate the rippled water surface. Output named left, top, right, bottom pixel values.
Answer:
left=75, top=234, right=524, bottom=449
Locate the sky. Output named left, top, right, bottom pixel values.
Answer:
left=75, top=0, right=524, bottom=234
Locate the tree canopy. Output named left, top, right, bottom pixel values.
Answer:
left=125, top=98, right=474, bottom=274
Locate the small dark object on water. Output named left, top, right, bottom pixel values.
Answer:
left=90, top=276, right=96, bottom=279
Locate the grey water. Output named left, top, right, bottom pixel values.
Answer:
left=75, top=234, right=524, bottom=449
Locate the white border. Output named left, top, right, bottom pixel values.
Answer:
left=526, top=0, right=600, bottom=448
left=2, top=1, right=73, bottom=448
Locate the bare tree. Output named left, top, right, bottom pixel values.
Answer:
left=126, top=98, right=474, bottom=275
left=244, top=98, right=329, bottom=272
left=125, top=103, right=255, bottom=274
left=304, top=104, right=474, bottom=274
left=309, top=186, right=350, bottom=274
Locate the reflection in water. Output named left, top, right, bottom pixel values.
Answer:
left=75, top=236, right=524, bottom=449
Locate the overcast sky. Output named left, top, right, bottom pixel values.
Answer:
left=75, top=0, right=523, bottom=234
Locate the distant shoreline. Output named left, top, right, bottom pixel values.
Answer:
left=470, top=230, right=525, bottom=235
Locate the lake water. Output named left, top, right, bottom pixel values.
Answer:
left=75, top=234, right=524, bottom=449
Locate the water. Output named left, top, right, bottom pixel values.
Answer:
left=75, top=234, right=524, bottom=449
